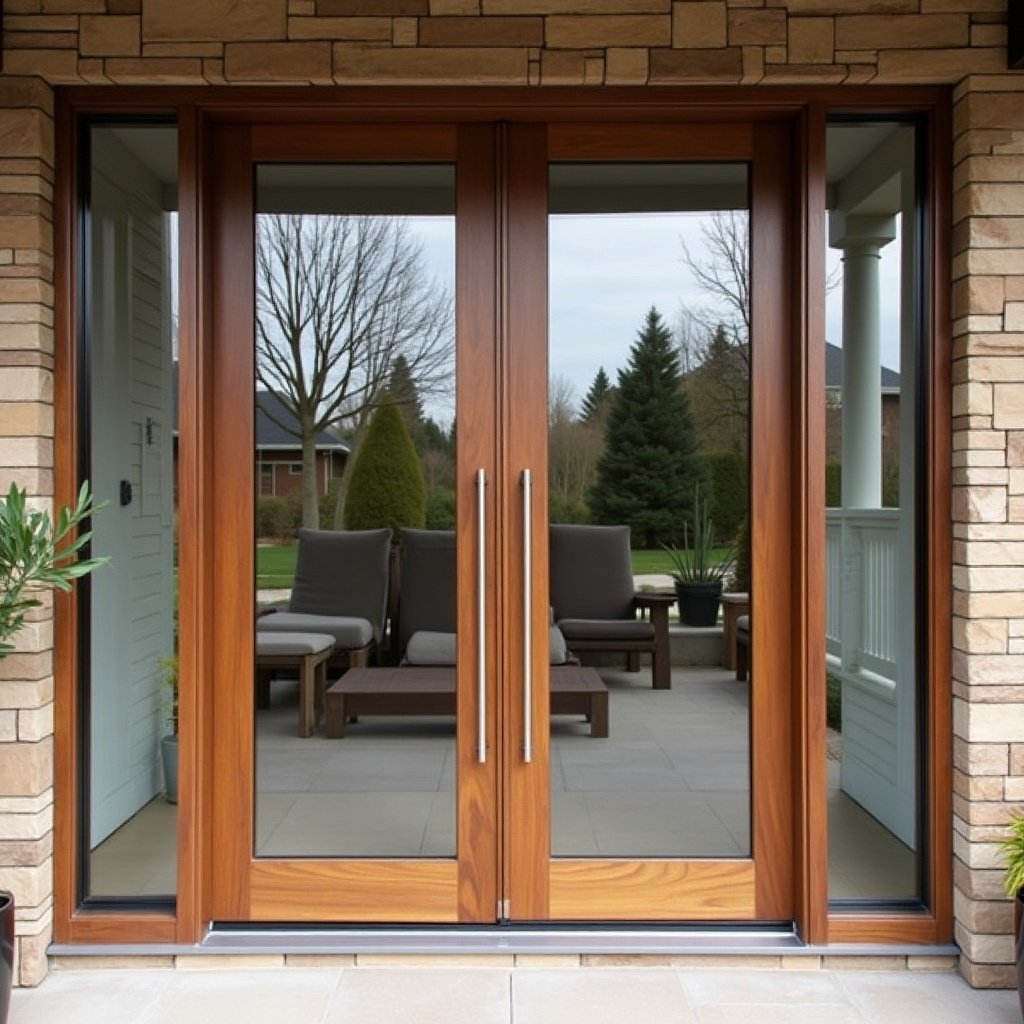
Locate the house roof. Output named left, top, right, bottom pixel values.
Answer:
left=825, top=342, right=901, bottom=391
left=172, top=363, right=350, bottom=453
left=255, top=389, right=350, bottom=453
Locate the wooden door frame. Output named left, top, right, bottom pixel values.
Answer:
left=52, top=86, right=951, bottom=950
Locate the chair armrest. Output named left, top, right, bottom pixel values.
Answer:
left=633, top=592, right=674, bottom=609
left=633, top=591, right=673, bottom=626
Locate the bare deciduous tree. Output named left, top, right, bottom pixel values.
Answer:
left=256, top=214, right=454, bottom=528
left=678, top=211, right=750, bottom=454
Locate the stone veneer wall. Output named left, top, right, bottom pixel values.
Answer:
left=0, top=0, right=1022, bottom=990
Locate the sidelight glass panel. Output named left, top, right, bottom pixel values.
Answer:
left=253, top=164, right=456, bottom=858
left=548, top=163, right=751, bottom=859
left=824, top=122, right=921, bottom=903
left=85, top=122, right=179, bottom=899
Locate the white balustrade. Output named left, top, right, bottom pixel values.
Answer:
left=825, top=508, right=900, bottom=688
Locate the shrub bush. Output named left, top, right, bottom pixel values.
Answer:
left=344, top=398, right=426, bottom=534
left=704, top=450, right=747, bottom=543
left=825, top=461, right=842, bottom=507
left=425, top=487, right=456, bottom=530
left=257, top=496, right=292, bottom=539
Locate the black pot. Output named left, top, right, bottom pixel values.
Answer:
left=675, top=580, right=723, bottom=627
left=1016, top=890, right=1024, bottom=1021
left=0, top=889, right=13, bottom=1024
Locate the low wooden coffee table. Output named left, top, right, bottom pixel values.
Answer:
left=325, top=664, right=609, bottom=739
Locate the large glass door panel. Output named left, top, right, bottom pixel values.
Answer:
left=206, top=119, right=796, bottom=926
left=506, top=124, right=796, bottom=922
left=207, top=124, right=497, bottom=923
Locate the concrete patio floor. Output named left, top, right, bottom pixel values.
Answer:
left=10, top=961, right=1020, bottom=1024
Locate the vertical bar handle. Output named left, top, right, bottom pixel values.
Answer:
left=476, top=468, right=487, bottom=764
left=522, top=469, right=533, bottom=763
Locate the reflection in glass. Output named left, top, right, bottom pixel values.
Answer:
left=87, top=123, right=179, bottom=898
left=825, top=123, right=919, bottom=902
left=548, top=164, right=751, bottom=859
left=253, top=165, right=456, bottom=858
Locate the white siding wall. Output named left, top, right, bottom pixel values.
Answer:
left=88, top=131, right=175, bottom=847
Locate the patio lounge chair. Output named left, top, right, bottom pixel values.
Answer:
left=258, top=527, right=392, bottom=669
left=397, top=528, right=569, bottom=666
left=549, top=523, right=674, bottom=689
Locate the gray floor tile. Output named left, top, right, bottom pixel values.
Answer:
left=513, top=968, right=697, bottom=1024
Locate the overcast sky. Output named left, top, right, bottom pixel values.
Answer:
left=410, top=212, right=903, bottom=425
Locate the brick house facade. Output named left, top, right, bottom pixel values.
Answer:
left=0, top=0, right=1022, bottom=992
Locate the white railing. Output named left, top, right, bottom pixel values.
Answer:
left=825, top=508, right=900, bottom=686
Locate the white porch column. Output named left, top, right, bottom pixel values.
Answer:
left=828, top=213, right=896, bottom=509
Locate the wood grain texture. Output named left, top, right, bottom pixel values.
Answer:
left=549, top=122, right=752, bottom=160
left=828, top=913, right=943, bottom=945
left=503, top=122, right=551, bottom=922
left=251, top=123, right=456, bottom=161
left=207, top=121, right=256, bottom=921
left=550, top=860, right=755, bottom=920
left=52, top=94, right=82, bottom=944
left=750, top=120, right=794, bottom=923
left=65, top=913, right=177, bottom=945
left=925, top=96, right=953, bottom=944
left=251, top=861, right=459, bottom=922
left=455, top=121, right=500, bottom=922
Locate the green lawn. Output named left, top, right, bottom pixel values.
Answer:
left=256, top=543, right=298, bottom=589
left=258, top=541, right=723, bottom=589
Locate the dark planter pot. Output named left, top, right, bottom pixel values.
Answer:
left=674, top=580, right=724, bottom=628
left=0, top=890, right=13, bottom=1024
left=162, top=735, right=179, bottom=805
left=1016, top=890, right=1024, bottom=1021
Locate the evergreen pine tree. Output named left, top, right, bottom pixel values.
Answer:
left=386, top=354, right=426, bottom=450
left=343, top=398, right=426, bottom=533
left=587, top=307, right=704, bottom=548
left=580, top=367, right=613, bottom=424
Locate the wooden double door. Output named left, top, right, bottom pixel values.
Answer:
left=206, top=115, right=797, bottom=926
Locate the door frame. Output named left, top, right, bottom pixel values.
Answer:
left=51, top=86, right=952, bottom=951
left=203, top=112, right=796, bottom=926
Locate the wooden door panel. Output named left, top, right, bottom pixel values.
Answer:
left=549, top=861, right=755, bottom=921
left=250, top=861, right=460, bottom=922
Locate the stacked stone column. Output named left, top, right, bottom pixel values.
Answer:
left=0, top=76, right=57, bottom=987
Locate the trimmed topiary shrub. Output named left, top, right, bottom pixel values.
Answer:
left=344, top=398, right=426, bottom=535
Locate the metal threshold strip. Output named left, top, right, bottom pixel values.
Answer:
left=50, top=924, right=959, bottom=959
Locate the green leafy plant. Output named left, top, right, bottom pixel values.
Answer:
left=999, top=815, right=1024, bottom=898
left=157, top=653, right=179, bottom=736
left=0, top=481, right=108, bottom=656
left=663, top=485, right=734, bottom=585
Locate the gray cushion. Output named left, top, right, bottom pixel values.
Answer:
left=289, top=527, right=392, bottom=642
left=398, top=529, right=456, bottom=657
left=557, top=618, right=655, bottom=642
left=258, top=610, right=373, bottom=650
left=548, top=625, right=569, bottom=665
left=405, top=627, right=571, bottom=666
left=255, top=631, right=334, bottom=657
left=736, top=614, right=750, bottom=639
left=404, top=631, right=456, bottom=666
left=549, top=524, right=636, bottom=621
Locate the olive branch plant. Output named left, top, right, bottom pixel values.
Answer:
left=0, top=481, right=108, bottom=656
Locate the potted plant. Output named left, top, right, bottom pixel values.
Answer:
left=0, top=481, right=106, bottom=1024
left=664, top=486, right=733, bottom=628
left=158, top=654, right=179, bottom=803
left=998, top=814, right=1024, bottom=1017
